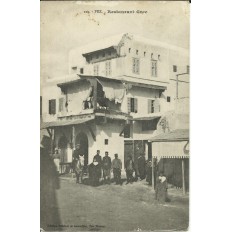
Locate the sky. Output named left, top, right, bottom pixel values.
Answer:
left=40, top=1, right=190, bottom=83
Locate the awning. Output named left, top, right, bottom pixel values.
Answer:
left=152, top=140, right=189, bottom=159
left=40, top=117, right=93, bottom=129
left=132, top=115, right=161, bottom=121
left=150, top=129, right=189, bottom=159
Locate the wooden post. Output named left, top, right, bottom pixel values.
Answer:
left=182, top=159, right=186, bottom=195
left=51, top=128, right=55, bottom=155
left=152, top=156, right=155, bottom=191
left=72, top=126, right=75, bottom=177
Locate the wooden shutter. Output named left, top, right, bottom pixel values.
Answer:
left=59, top=98, right=64, bottom=112
left=127, top=97, right=131, bottom=113
left=134, top=98, right=138, bottom=113
left=151, top=61, right=157, bottom=77
left=132, top=58, right=136, bottom=73
left=136, top=59, right=140, bottom=74
left=154, top=98, right=160, bottom=113
left=49, top=99, right=56, bottom=115
left=148, top=99, right=152, bottom=113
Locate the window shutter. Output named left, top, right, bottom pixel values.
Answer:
left=136, top=59, right=140, bottom=74
left=49, top=99, right=56, bottom=115
left=59, top=98, right=64, bottom=112
left=154, top=98, right=160, bottom=113
left=148, top=99, right=151, bottom=113
left=134, top=98, right=138, bottom=113
left=127, top=97, right=131, bottom=113
left=109, top=61, right=111, bottom=76
left=132, top=58, right=136, bottom=73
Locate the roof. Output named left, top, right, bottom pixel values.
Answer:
left=70, top=33, right=189, bottom=58
left=149, top=129, right=189, bottom=142
left=40, top=117, right=93, bottom=129
left=69, top=33, right=125, bottom=58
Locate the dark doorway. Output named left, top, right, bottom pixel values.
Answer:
left=75, top=132, right=89, bottom=166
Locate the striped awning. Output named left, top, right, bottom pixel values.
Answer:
left=152, top=140, right=189, bottom=159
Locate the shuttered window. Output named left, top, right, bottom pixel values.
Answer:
left=151, top=60, right=157, bottom=77
left=59, top=98, right=64, bottom=112
left=132, top=58, right=140, bottom=74
left=93, top=64, right=99, bottom=76
left=128, top=97, right=138, bottom=113
left=105, top=60, right=111, bottom=76
left=173, top=65, right=177, bottom=72
left=148, top=99, right=160, bottom=113
left=49, top=99, right=56, bottom=115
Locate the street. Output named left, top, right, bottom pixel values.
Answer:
left=50, top=178, right=189, bottom=231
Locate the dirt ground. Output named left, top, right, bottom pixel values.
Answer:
left=46, top=177, right=189, bottom=232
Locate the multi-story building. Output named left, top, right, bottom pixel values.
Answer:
left=41, top=33, right=189, bottom=171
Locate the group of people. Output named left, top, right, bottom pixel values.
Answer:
left=88, top=150, right=123, bottom=186
left=71, top=148, right=168, bottom=202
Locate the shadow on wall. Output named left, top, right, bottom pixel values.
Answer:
left=40, top=135, right=62, bottom=231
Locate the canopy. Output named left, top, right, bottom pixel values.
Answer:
left=150, top=129, right=189, bottom=159
left=40, top=117, right=93, bottom=129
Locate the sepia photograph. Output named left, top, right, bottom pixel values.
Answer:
left=40, top=1, right=190, bottom=231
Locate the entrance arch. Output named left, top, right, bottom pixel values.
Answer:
left=75, top=132, right=88, bottom=166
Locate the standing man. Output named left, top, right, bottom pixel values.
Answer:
left=102, top=151, right=112, bottom=184
left=125, top=155, right=135, bottom=184
left=72, top=156, right=83, bottom=184
left=112, top=153, right=122, bottom=185
left=93, top=150, right=102, bottom=185
left=137, top=153, right=146, bottom=180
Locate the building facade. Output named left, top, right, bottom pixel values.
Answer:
left=41, top=33, right=189, bottom=172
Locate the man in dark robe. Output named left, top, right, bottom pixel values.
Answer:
left=125, top=155, right=135, bottom=184
left=40, top=135, right=62, bottom=231
left=93, top=150, right=102, bottom=185
left=137, top=153, right=146, bottom=180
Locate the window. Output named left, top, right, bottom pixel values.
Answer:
left=128, top=97, right=138, bottom=113
left=72, top=66, right=77, bottom=70
left=102, top=52, right=105, bottom=57
left=151, top=53, right=153, bottom=59
left=129, top=48, right=131, bottom=53
left=173, top=65, right=177, bottom=72
left=108, top=51, right=111, bottom=56
left=187, top=65, right=190, bottom=74
left=105, top=60, right=111, bottom=76
left=136, top=50, right=138, bottom=55
left=148, top=99, right=160, bottom=113
left=132, top=58, right=140, bottom=74
left=167, top=96, right=171, bottom=102
left=93, top=64, right=99, bottom=76
left=151, top=60, right=157, bottom=77
left=49, top=99, right=56, bottom=115
left=80, top=68, right=84, bottom=74
left=144, top=51, right=146, bottom=57
left=142, top=118, right=159, bottom=131
left=96, top=54, right=99, bottom=59
left=104, top=139, right=108, bottom=145
left=59, top=98, right=64, bottom=112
